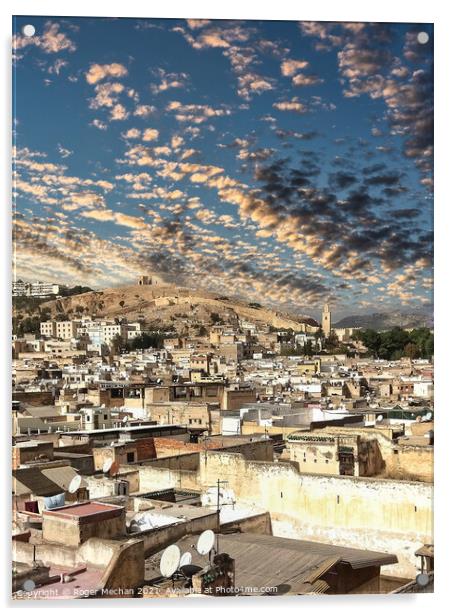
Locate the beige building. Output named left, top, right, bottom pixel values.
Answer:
left=40, top=321, right=56, bottom=337
left=148, top=401, right=220, bottom=431
left=56, top=320, right=80, bottom=340
left=286, top=430, right=384, bottom=477
left=322, top=303, right=332, bottom=337
left=42, top=501, right=126, bottom=546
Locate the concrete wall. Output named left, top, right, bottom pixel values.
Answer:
left=53, top=452, right=95, bottom=475
left=221, top=511, right=272, bottom=535
left=98, top=539, right=144, bottom=591
left=13, top=535, right=144, bottom=592
left=13, top=391, right=54, bottom=406
left=12, top=441, right=54, bottom=469
left=198, top=452, right=432, bottom=578
left=129, top=450, right=432, bottom=578
left=130, top=514, right=218, bottom=557
left=385, top=445, right=433, bottom=482
left=42, top=509, right=126, bottom=546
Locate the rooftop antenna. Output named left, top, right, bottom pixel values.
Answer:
left=159, top=544, right=181, bottom=579
left=68, top=474, right=82, bottom=501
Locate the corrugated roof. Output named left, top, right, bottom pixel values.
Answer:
left=228, top=534, right=397, bottom=569
left=309, top=579, right=330, bottom=594
left=41, top=466, right=85, bottom=491
left=22, top=406, right=63, bottom=418
left=13, top=468, right=62, bottom=497
left=146, top=532, right=396, bottom=595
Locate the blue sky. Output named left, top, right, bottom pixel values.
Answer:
left=12, top=17, right=433, bottom=318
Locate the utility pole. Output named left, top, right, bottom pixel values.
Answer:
left=208, top=478, right=228, bottom=554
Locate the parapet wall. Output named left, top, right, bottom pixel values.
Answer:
left=130, top=450, right=432, bottom=578
left=198, top=452, right=433, bottom=578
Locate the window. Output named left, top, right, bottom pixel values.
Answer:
left=127, top=452, right=135, bottom=463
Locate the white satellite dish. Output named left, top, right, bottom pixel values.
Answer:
left=196, top=530, right=215, bottom=556
left=123, top=416, right=129, bottom=424
left=425, top=412, right=432, bottom=421
left=377, top=415, right=383, bottom=422
left=180, top=551, right=192, bottom=567
left=159, top=544, right=181, bottom=578
left=102, top=459, right=113, bottom=474
left=68, top=474, right=82, bottom=494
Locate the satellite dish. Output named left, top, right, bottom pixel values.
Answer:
left=196, top=530, right=215, bottom=555
left=68, top=475, right=82, bottom=494
left=160, top=544, right=181, bottom=578
left=102, top=459, right=113, bottom=474
left=377, top=415, right=383, bottom=422
left=425, top=412, right=432, bottom=421
left=180, top=552, right=192, bottom=567
left=110, top=461, right=119, bottom=477
left=123, top=416, right=129, bottom=424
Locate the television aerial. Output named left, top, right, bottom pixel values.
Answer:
left=180, top=551, right=192, bottom=567
left=68, top=474, right=82, bottom=494
left=102, top=459, right=113, bottom=474
left=196, top=530, right=215, bottom=556
left=159, top=544, right=181, bottom=578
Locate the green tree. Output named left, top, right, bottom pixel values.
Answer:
left=210, top=312, right=222, bottom=324
left=110, top=334, right=127, bottom=354
left=197, top=325, right=208, bottom=336
left=130, top=332, right=166, bottom=350
left=404, top=342, right=420, bottom=359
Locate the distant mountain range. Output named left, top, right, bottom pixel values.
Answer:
left=333, top=310, right=433, bottom=331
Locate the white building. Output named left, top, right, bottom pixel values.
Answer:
left=13, top=280, right=59, bottom=297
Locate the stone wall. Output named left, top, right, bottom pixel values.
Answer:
left=198, top=452, right=433, bottom=578
left=42, top=509, right=126, bottom=546
left=385, top=445, right=433, bottom=482
left=129, top=450, right=432, bottom=578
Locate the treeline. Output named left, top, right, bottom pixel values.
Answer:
left=352, top=327, right=433, bottom=360
left=111, top=331, right=172, bottom=353
left=59, top=285, right=93, bottom=297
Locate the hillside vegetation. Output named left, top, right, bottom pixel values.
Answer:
left=34, top=284, right=319, bottom=334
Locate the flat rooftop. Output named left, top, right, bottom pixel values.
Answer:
left=43, top=501, right=123, bottom=521
left=64, top=424, right=185, bottom=436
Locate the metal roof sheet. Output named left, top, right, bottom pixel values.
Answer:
left=41, top=466, right=85, bottom=491
left=13, top=468, right=62, bottom=497
left=146, top=532, right=396, bottom=594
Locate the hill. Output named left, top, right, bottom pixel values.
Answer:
left=333, top=311, right=433, bottom=331
left=38, top=284, right=319, bottom=334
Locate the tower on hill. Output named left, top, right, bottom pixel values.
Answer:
left=322, top=302, right=332, bottom=337
left=138, top=275, right=161, bottom=286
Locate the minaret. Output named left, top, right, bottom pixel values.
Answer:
left=322, top=302, right=332, bottom=337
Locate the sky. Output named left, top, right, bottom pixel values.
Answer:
left=12, top=16, right=433, bottom=319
